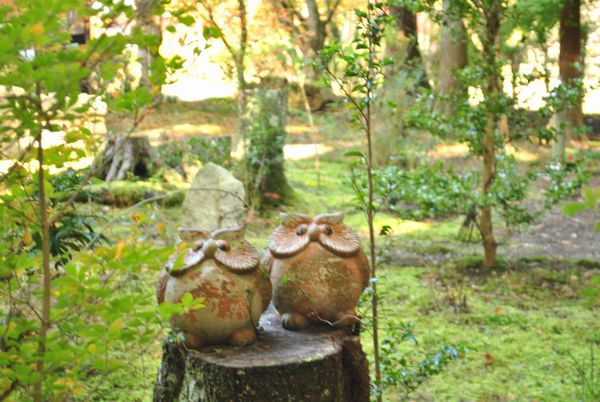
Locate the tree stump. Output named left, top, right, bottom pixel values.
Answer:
left=153, top=306, right=370, bottom=402
left=97, top=135, right=163, bottom=182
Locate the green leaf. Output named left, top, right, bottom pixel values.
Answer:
left=563, top=202, right=587, bottom=216
left=344, top=150, right=366, bottom=159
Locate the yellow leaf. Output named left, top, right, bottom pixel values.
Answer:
left=22, top=228, right=32, bottom=245
left=87, top=344, right=97, bottom=352
left=156, top=222, right=165, bottom=232
left=114, top=240, right=125, bottom=261
left=109, top=317, right=123, bottom=332
left=30, top=22, right=44, bottom=36
left=131, top=214, right=141, bottom=224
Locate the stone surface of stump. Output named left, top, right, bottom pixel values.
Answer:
left=153, top=306, right=369, bottom=402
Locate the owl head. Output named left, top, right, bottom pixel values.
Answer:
left=165, top=226, right=259, bottom=277
left=268, top=212, right=361, bottom=259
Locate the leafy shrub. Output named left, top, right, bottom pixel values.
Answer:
left=156, top=136, right=232, bottom=176
left=373, top=150, right=597, bottom=229
left=380, top=320, right=466, bottom=396
left=373, top=163, right=477, bottom=220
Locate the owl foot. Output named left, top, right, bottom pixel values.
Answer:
left=229, top=326, right=257, bottom=346
left=332, top=309, right=360, bottom=328
left=183, top=332, right=204, bottom=349
left=281, top=312, right=310, bottom=330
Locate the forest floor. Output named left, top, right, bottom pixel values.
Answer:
left=91, top=98, right=600, bottom=401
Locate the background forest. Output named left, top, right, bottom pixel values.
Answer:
left=0, top=0, right=599, bottom=401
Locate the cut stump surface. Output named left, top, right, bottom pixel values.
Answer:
left=153, top=305, right=369, bottom=402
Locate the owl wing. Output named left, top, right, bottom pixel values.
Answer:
left=213, top=227, right=259, bottom=272
left=261, top=248, right=274, bottom=274
left=256, top=264, right=273, bottom=311
left=268, top=212, right=312, bottom=258
left=356, top=248, right=371, bottom=290
left=156, top=269, right=169, bottom=304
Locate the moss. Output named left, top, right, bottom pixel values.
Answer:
left=82, top=181, right=186, bottom=207
left=360, top=265, right=600, bottom=401
left=577, top=258, right=600, bottom=269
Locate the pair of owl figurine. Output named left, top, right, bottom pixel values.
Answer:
left=156, top=212, right=370, bottom=349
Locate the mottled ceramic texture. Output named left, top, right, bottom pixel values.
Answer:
left=156, top=227, right=271, bottom=348
left=264, top=212, right=370, bottom=330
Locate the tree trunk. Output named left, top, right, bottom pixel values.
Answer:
left=153, top=306, right=370, bottom=402
left=244, top=80, right=293, bottom=208
left=553, top=0, right=582, bottom=163
left=305, top=0, right=325, bottom=59
left=97, top=135, right=163, bottom=182
left=389, top=5, right=429, bottom=89
left=135, top=0, right=163, bottom=94
left=436, top=0, right=467, bottom=116
left=480, top=2, right=500, bottom=269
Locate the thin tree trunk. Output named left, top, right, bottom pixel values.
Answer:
left=553, top=0, right=582, bottom=162
left=306, top=0, right=325, bottom=58
left=436, top=0, right=467, bottom=115
left=389, top=5, right=429, bottom=89
left=366, top=5, right=381, bottom=398
left=480, top=2, right=500, bottom=269
left=298, top=73, right=321, bottom=191
left=33, top=129, right=51, bottom=402
left=135, top=0, right=163, bottom=94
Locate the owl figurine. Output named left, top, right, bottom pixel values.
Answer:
left=264, top=212, right=370, bottom=330
left=156, top=227, right=271, bottom=348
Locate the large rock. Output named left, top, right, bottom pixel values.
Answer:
left=181, top=163, right=246, bottom=230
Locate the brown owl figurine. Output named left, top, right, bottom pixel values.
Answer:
left=156, top=227, right=271, bottom=348
left=264, top=212, right=370, bottom=330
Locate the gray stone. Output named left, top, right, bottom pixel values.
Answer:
left=181, top=163, right=246, bottom=231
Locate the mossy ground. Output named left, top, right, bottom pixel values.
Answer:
left=90, top=99, right=599, bottom=401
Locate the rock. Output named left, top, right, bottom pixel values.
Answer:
left=181, top=163, right=246, bottom=231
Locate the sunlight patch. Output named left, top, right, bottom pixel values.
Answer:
left=284, top=144, right=333, bottom=160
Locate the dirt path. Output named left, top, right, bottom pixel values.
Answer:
left=505, top=207, right=599, bottom=261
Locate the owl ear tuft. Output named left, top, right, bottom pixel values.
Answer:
left=178, top=228, right=210, bottom=242
left=315, top=211, right=345, bottom=225
left=212, top=226, right=245, bottom=242
left=280, top=212, right=311, bottom=227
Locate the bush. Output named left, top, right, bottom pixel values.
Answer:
left=156, top=136, right=232, bottom=177
left=374, top=163, right=478, bottom=220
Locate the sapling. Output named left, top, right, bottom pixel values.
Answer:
left=320, top=2, right=392, bottom=399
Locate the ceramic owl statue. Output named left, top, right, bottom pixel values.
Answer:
left=156, top=227, right=271, bottom=348
left=264, top=212, right=370, bottom=330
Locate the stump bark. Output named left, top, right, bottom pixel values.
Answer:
left=97, top=135, right=162, bottom=182
left=153, top=306, right=370, bottom=402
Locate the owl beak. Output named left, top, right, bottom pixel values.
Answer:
left=308, top=222, right=320, bottom=241
left=202, top=239, right=218, bottom=259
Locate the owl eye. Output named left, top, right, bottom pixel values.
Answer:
left=323, top=225, right=333, bottom=235
left=217, top=240, right=230, bottom=251
left=296, top=225, right=308, bottom=236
